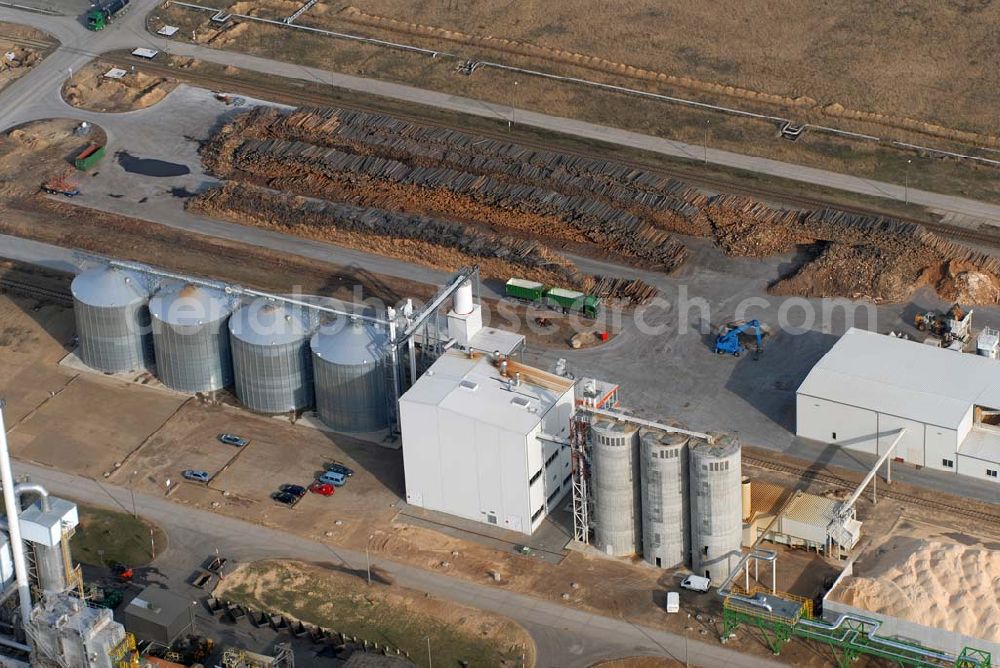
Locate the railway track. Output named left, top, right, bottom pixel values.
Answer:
left=113, top=53, right=1000, bottom=251
left=744, top=455, right=1000, bottom=526
left=0, top=33, right=57, bottom=51
left=0, top=277, right=72, bottom=306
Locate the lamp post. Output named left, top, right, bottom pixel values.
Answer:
left=426, top=636, right=433, bottom=668
left=704, top=120, right=710, bottom=164
left=130, top=471, right=138, bottom=518
left=904, top=158, right=912, bottom=205
left=509, top=80, right=518, bottom=131
left=366, top=534, right=374, bottom=585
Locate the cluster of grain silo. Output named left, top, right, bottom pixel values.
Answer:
left=688, top=433, right=743, bottom=581
left=640, top=425, right=690, bottom=569
left=311, top=318, right=390, bottom=433
left=591, top=417, right=642, bottom=556
left=71, top=266, right=155, bottom=374
left=590, top=417, right=743, bottom=580
left=69, top=265, right=393, bottom=434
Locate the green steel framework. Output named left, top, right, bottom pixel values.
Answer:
left=722, top=597, right=993, bottom=668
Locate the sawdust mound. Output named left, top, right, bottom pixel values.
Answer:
left=834, top=538, right=1000, bottom=642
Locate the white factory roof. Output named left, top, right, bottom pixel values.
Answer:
left=957, top=428, right=1000, bottom=464
left=401, top=351, right=573, bottom=434
left=797, top=328, right=1000, bottom=429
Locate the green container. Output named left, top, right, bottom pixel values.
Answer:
left=505, top=278, right=545, bottom=302
left=546, top=287, right=600, bottom=317
left=74, top=143, right=106, bottom=171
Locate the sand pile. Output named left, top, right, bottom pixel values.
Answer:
left=62, top=62, right=177, bottom=112
left=833, top=537, right=1000, bottom=642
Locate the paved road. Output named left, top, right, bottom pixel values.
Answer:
left=2, top=4, right=1000, bottom=224
left=16, top=462, right=782, bottom=668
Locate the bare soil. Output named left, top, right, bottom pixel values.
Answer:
left=63, top=60, right=178, bottom=113
left=215, top=559, right=535, bottom=667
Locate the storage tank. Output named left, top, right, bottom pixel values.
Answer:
left=311, top=318, right=390, bottom=433
left=591, top=417, right=641, bottom=556
left=229, top=299, right=316, bottom=414
left=689, top=433, right=743, bottom=582
left=640, top=425, right=689, bottom=569
left=149, top=283, right=237, bottom=393
left=71, top=265, right=153, bottom=373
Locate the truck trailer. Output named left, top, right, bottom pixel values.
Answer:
left=86, top=0, right=130, bottom=30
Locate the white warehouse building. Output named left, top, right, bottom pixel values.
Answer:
left=400, top=351, right=576, bottom=534
left=797, top=327, right=1000, bottom=483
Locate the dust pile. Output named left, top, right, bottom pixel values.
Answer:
left=832, top=537, right=1000, bottom=642
left=0, top=46, right=40, bottom=92
left=62, top=61, right=177, bottom=112
left=195, top=106, right=1000, bottom=305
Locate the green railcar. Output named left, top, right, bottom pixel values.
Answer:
left=545, top=287, right=600, bottom=318
left=74, top=143, right=105, bottom=171
left=505, top=278, right=545, bottom=302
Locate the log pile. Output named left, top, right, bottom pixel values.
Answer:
left=189, top=182, right=587, bottom=289
left=226, top=137, right=689, bottom=271
left=197, top=105, right=1000, bottom=305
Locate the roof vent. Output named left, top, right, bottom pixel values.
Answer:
left=511, top=396, right=530, bottom=408
left=459, top=380, right=478, bottom=391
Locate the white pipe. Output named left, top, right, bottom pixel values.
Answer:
left=11, top=484, right=47, bottom=513
left=0, top=404, right=32, bottom=634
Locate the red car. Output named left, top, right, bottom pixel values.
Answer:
left=309, top=482, right=335, bottom=496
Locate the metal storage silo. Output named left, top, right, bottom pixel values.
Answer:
left=591, top=417, right=641, bottom=556
left=640, top=426, right=690, bottom=569
left=71, top=266, right=153, bottom=373
left=149, top=283, right=237, bottom=393
left=311, top=318, right=390, bottom=433
left=229, top=299, right=316, bottom=414
left=689, top=433, right=742, bottom=582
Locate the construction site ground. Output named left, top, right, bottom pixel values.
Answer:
left=146, top=3, right=1000, bottom=206
left=0, top=22, right=48, bottom=93
left=214, top=559, right=535, bottom=667
left=2, top=280, right=1000, bottom=667
left=62, top=59, right=179, bottom=113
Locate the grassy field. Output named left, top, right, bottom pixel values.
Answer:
left=69, top=504, right=166, bottom=567
left=149, top=4, right=1000, bottom=206
left=216, top=560, right=533, bottom=667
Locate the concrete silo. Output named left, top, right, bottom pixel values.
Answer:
left=229, top=299, right=316, bottom=414
left=71, top=266, right=153, bottom=373
left=640, top=426, right=690, bottom=569
left=689, top=433, right=742, bottom=582
left=311, top=318, right=390, bottom=433
left=149, top=283, right=237, bottom=393
left=591, top=417, right=641, bottom=556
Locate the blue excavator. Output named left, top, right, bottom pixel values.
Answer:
left=714, top=319, right=764, bottom=358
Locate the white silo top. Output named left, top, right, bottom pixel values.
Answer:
left=311, top=320, right=388, bottom=366
left=149, top=283, right=236, bottom=326
left=229, top=300, right=313, bottom=346
left=71, top=266, right=150, bottom=308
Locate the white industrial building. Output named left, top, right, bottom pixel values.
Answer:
left=400, top=351, right=576, bottom=534
left=797, top=327, right=1000, bottom=483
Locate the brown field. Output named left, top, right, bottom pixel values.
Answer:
left=343, top=0, right=1000, bottom=139
left=62, top=60, right=178, bottom=113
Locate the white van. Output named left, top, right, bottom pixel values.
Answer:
left=665, top=591, right=680, bottom=613
left=680, top=574, right=711, bottom=592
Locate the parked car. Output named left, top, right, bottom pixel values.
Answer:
left=309, top=482, right=335, bottom=496
left=218, top=433, right=249, bottom=447
left=318, top=470, right=347, bottom=487
left=182, top=470, right=210, bottom=483
left=324, top=462, right=354, bottom=477
left=680, top=575, right=711, bottom=593
left=271, top=491, right=297, bottom=506
left=665, top=591, right=680, bottom=613
left=280, top=484, right=307, bottom=498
